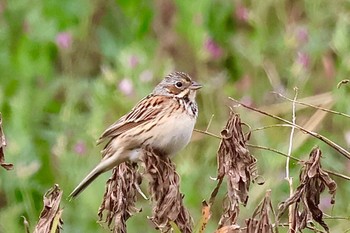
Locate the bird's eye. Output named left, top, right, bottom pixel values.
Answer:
left=175, top=81, right=183, bottom=88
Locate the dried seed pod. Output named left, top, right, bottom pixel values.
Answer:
left=217, top=111, right=261, bottom=228
left=0, top=113, right=13, bottom=170
left=278, top=147, right=337, bottom=233
left=34, top=184, right=63, bottom=233
left=245, top=190, right=276, bottom=233
left=142, top=148, right=193, bottom=233
left=98, top=162, right=141, bottom=233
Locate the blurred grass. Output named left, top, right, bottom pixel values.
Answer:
left=1, top=0, right=350, bottom=232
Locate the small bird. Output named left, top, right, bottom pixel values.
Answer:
left=69, top=71, right=202, bottom=199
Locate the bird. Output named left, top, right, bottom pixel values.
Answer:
left=69, top=71, right=202, bottom=199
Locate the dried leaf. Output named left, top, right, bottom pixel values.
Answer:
left=142, top=148, right=193, bottom=233
left=98, top=147, right=192, bottom=233
left=22, top=216, right=30, bottom=233
left=215, top=225, right=240, bottom=233
left=34, top=184, right=63, bottom=233
left=197, top=201, right=211, bottom=233
left=216, top=111, right=261, bottom=228
left=0, top=113, right=13, bottom=170
left=245, top=190, right=276, bottom=233
left=98, top=162, right=141, bottom=233
left=337, top=79, right=349, bottom=89
left=278, top=147, right=336, bottom=232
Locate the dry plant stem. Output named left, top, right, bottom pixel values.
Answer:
left=286, top=88, right=298, bottom=232
left=216, top=111, right=260, bottom=228
left=194, top=128, right=221, bottom=139
left=99, top=148, right=192, bottom=233
left=22, top=216, right=30, bottom=233
left=195, top=129, right=350, bottom=181
left=274, top=92, right=350, bottom=119
left=98, top=162, right=141, bottom=233
left=0, top=113, right=13, bottom=170
left=277, top=148, right=337, bottom=233
left=142, top=148, right=193, bottom=233
left=247, top=143, right=350, bottom=181
left=34, top=184, right=63, bottom=233
left=229, top=97, right=350, bottom=160
left=245, top=189, right=277, bottom=233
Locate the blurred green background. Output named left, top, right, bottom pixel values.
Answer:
left=1, top=0, right=350, bottom=232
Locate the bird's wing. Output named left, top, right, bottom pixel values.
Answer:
left=97, top=95, right=171, bottom=144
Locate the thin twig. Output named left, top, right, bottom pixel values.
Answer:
left=206, top=114, right=215, bottom=132
left=195, top=129, right=350, bottom=181
left=286, top=88, right=298, bottom=179
left=276, top=223, right=327, bottom=233
left=273, top=92, right=350, bottom=119
left=246, top=144, right=300, bottom=162
left=250, top=124, right=292, bottom=132
left=229, top=97, right=350, bottom=160
left=194, top=129, right=221, bottom=139
left=286, top=88, right=298, bottom=232
left=323, top=215, right=350, bottom=220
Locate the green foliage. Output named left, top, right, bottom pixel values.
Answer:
left=1, top=0, right=350, bottom=232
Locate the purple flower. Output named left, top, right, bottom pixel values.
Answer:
left=129, top=55, right=139, bottom=68
left=55, top=32, right=72, bottom=50
left=235, top=5, right=249, bottom=22
left=204, top=38, right=223, bottom=59
left=297, top=51, right=310, bottom=69
left=139, top=70, right=153, bottom=83
left=296, top=27, right=309, bottom=45
left=74, top=141, right=86, bottom=156
left=118, top=78, right=134, bottom=96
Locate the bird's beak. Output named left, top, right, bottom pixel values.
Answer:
left=189, top=81, right=202, bottom=90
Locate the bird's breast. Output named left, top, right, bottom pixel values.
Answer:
left=148, top=111, right=196, bottom=156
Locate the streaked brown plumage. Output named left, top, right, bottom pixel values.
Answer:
left=69, top=71, right=201, bottom=199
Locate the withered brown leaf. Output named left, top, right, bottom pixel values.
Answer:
left=198, top=201, right=211, bottom=233
left=278, top=147, right=336, bottom=233
left=245, top=189, right=276, bottom=233
left=98, top=147, right=192, bottom=233
left=142, top=148, right=193, bottom=233
left=0, top=113, right=13, bottom=170
left=34, top=184, right=63, bottom=233
left=98, top=162, right=141, bottom=233
left=217, top=111, right=261, bottom=228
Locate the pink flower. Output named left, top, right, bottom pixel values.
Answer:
left=296, top=27, right=309, bottom=45
left=55, top=32, right=72, bottom=49
left=74, top=141, right=86, bottom=156
left=297, top=51, right=310, bottom=69
left=139, top=70, right=153, bottom=83
left=129, top=55, right=139, bottom=68
left=204, top=38, right=223, bottom=59
left=235, top=5, right=249, bottom=22
left=118, top=78, right=134, bottom=96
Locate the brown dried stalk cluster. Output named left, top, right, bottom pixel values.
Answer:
left=216, top=111, right=262, bottom=229
left=34, top=184, right=63, bottom=233
left=278, top=147, right=337, bottom=232
left=98, top=147, right=192, bottom=233
left=143, top=148, right=193, bottom=232
left=245, top=190, right=275, bottom=233
left=98, top=162, right=141, bottom=233
left=213, top=190, right=276, bottom=233
left=0, top=113, right=13, bottom=170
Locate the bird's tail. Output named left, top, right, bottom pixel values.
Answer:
left=68, top=166, right=103, bottom=200
left=68, top=150, right=128, bottom=200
